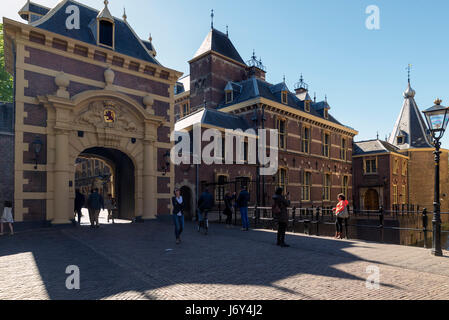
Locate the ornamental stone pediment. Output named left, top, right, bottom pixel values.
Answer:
left=76, top=100, right=140, bottom=133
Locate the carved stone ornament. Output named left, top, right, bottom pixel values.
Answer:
left=76, top=100, right=139, bottom=133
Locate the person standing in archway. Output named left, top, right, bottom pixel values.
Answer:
left=87, top=188, right=104, bottom=229
left=172, top=189, right=185, bottom=244
left=74, top=189, right=85, bottom=226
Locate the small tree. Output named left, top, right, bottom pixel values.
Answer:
left=0, top=23, right=13, bottom=102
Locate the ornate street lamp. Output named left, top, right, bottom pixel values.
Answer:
left=31, top=136, right=43, bottom=170
left=422, top=98, right=449, bottom=257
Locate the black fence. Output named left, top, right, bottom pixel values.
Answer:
left=210, top=206, right=449, bottom=250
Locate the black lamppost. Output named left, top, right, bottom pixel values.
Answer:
left=422, top=99, right=449, bottom=257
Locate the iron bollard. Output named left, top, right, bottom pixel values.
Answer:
left=423, top=208, right=429, bottom=249
left=379, top=206, right=384, bottom=243
left=316, top=207, right=320, bottom=236
left=304, top=219, right=311, bottom=235
left=292, top=207, right=296, bottom=233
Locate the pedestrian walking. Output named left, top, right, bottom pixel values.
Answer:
left=272, top=188, right=291, bottom=247
left=105, top=194, right=116, bottom=224
left=197, top=188, right=213, bottom=235
left=237, top=186, right=250, bottom=231
left=224, top=191, right=236, bottom=228
left=74, top=189, right=85, bottom=225
left=333, top=193, right=349, bottom=239
left=172, top=189, right=185, bottom=244
left=0, top=201, right=14, bottom=236
left=87, top=188, right=104, bottom=229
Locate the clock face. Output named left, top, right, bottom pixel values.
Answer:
left=104, top=109, right=116, bottom=123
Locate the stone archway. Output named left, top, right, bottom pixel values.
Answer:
left=39, top=90, right=165, bottom=224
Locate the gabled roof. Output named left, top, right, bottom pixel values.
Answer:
left=353, top=139, right=401, bottom=156
left=30, top=0, right=160, bottom=65
left=19, top=1, right=50, bottom=20
left=192, top=28, right=245, bottom=65
left=388, top=83, right=432, bottom=149
left=217, top=77, right=344, bottom=126
left=175, top=108, right=250, bottom=132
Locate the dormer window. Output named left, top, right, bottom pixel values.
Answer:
left=324, top=109, right=329, bottom=119
left=397, top=135, right=405, bottom=145
left=97, top=1, right=115, bottom=48
left=305, top=100, right=311, bottom=112
left=282, top=91, right=288, bottom=105
left=225, top=90, right=233, bottom=104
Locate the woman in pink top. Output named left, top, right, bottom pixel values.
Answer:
left=332, top=194, right=349, bottom=239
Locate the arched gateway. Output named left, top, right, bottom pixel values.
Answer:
left=38, top=90, right=164, bottom=224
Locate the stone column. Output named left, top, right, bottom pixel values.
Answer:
left=53, top=129, right=71, bottom=224
left=142, top=140, right=157, bottom=219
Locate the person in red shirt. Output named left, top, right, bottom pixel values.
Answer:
left=332, top=194, right=349, bottom=239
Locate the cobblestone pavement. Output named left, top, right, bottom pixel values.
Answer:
left=0, top=220, right=449, bottom=300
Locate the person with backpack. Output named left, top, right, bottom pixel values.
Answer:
left=333, top=193, right=349, bottom=239
left=272, top=188, right=291, bottom=247
left=237, top=186, right=250, bottom=231
left=197, top=188, right=213, bottom=234
left=87, top=188, right=104, bottom=229
left=224, top=191, right=236, bottom=228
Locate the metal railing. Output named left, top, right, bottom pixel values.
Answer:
left=217, top=206, right=449, bottom=249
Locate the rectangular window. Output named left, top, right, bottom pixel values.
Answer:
left=324, top=109, right=329, bottom=119
left=215, top=175, right=228, bottom=202
left=277, top=168, right=288, bottom=192
left=322, top=132, right=330, bottom=157
left=282, top=91, right=288, bottom=104
left=182, top=103, right=190, bottom=117
left=393, top=185, right=398, bottom=205
left=302, top=172, right=311, bottom=201
left=226, top=91, right=233, bottom=104
left=324, top=174, right=331, bottom=201
left=302, top=126, right=310, bottom=153
left=277, top=118, right=286, bottom=150
left=305, top=101, right=311, bottom=112
left=341, top=138, right=347, bottom=160
left=342, top=176, right=349, bottom=199
left=401, top=185, right=407, bottom=204
left=393, top=158, right=399, bottom=175
left=99, top=20, right=114, bottom=47
left=402, top=160, right=407, bottom=176
left=364, top=158, right=377, bottom=174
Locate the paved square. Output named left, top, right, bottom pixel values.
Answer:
left=0, top=220, right=448, bottom=300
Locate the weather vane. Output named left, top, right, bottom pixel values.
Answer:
left=407, top=64, right=412, bottom=84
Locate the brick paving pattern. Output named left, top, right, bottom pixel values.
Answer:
left=0, top=220, right=448, bottom=300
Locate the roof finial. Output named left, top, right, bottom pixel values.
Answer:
left=123, top=7, right=127, bottom=21
left=407, top=64, right=412, bottom=84
left=314, top=92, right=316, bottom=103
left=377, top=131, right=379, bottom=140
left=211, top=9, right=214, bottom=29
left=104, top=0, right=109, bottom=7
left=283, top=75, right=286, bottom=83
left=149, top=33, right=152, bottom=42
left=325, top=94, right=328, bottom=103
left=226, top=25, right=229, bottom=37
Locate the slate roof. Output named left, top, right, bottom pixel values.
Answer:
left=175, top=75, right=191, bottom=95
left=353, top=139, right=401, bottom=156
left=193, top=28, right=245, bottom=65
left=175, top=108, right=250, bottom=132
left=19, top=1, right=50, bottom=20
left=388, top=83, right=432, bottom=149
left=218, top=77, right=344, bottom=127
left=30, top=0, right=160, bottom=65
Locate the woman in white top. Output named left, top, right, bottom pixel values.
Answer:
left=1, top=201, right=14, bottom=236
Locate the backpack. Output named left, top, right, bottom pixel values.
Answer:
left=272, top=200, right=281, bottom=219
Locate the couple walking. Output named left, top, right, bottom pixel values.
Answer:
left=222, top=187, right=251, bottom=231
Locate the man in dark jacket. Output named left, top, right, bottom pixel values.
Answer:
left=74, top=189, right=85, bottom=225
left=237, top=186, right=250, bottom=231
left=197, top=189, right=213, bottom=234
left=87, top=188, right=104, bottom=229
left=273, top=187, right=291, bottom=247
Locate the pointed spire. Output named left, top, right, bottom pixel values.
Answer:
left=98, top=0, right=114, bottom=22
left=211, top=9, right=214, bottom=29
left=122, top=7, right=127, bottom=21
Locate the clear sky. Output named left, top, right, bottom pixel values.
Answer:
left=3, top=0, right=449, bottom=147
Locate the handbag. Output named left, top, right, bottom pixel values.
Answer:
left=337, top=205, right=349, bottom=219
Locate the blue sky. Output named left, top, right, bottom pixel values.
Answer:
left=3, top=0, right=449, bottom=146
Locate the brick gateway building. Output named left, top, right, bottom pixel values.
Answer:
left=3, top=0, right=182, bottom=225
